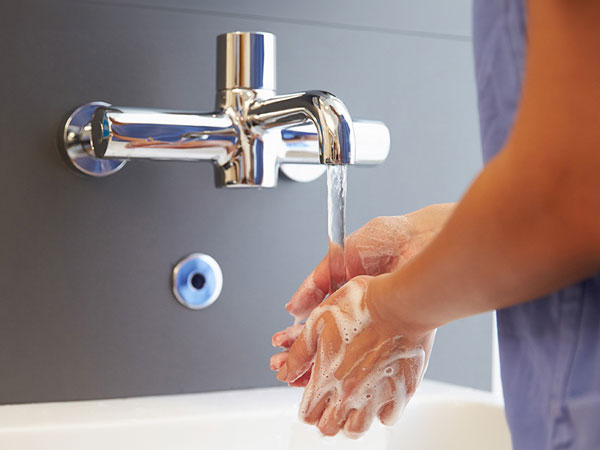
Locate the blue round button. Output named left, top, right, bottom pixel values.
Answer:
left=172, top=253, right=223, bottom=310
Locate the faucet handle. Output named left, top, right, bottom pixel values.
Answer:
left=216, top=31, right=276, bottom=93
left=279, top=120, right=391, bottom=182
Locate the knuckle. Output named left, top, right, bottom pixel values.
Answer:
left=368, top=216, right=387, bottom=228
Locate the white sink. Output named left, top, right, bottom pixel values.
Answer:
left=0, top=380, right=511, bottom=449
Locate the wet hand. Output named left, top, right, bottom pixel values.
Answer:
left=277, top=276, right=435, bottom=438
left=271, top=205, right=451, bottom=375
left=285, top=215, right=416, bottom=323
left=270, top=216, right=413, bottom=380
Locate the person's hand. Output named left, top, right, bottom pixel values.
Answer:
left=270, top=204, right=453, bottom=378
left=276, top=276, right=435, bottom=438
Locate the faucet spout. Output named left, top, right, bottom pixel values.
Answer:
left=59, top=31, right=389, bottom=186
left=248, top=91, right=355, bottom=165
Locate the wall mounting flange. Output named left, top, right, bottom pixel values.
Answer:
left=59, top=101, right=127, bottom=177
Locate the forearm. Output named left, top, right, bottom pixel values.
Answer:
left=370, top=145, right=600, bottom=334
left=369, top=0, right=600, bottom=334
left=405, top=203, right=456, bottom=248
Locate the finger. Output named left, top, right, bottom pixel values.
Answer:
left=317, top=402, right=346, bottom=437
left=344, top=232, right=366, bottom=278
left=374, top=358, right=421, bottom=425
left=272, top=324, right=304, bottom=348
left=301, top=391, right=332, bottom=425
left=289, top=367, right=312, bottom=387
left=277, top=314, right=323, bottom=382
left=377, top=401, right=401, bottom=426
left=397, top=355, right=424, bottom=396
left=375, top=365, right=413, bottom=426
left=269, top=351, right=288, bottom=371
left=285, top=255, right=329, bottom=322
left=343, top=408, right=372, bottom=439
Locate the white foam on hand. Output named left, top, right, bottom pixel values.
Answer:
left=295, top=277, right=429, bottom=439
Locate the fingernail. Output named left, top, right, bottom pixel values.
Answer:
left=272, top=334, right=284, bottom=347
left=277, top=365, right=288, bottom=382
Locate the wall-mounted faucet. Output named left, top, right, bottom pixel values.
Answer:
left=59, top=32, right=390, bottom=187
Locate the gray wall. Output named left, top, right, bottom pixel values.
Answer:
left=0, top=0, right=490, bottom=404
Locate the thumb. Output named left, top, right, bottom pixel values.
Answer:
left=285, top=255, right=330, bottom=322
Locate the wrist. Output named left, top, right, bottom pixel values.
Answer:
left=403, top=203, right=456, bottom=254
left=407, top=203, right=455, bottom=238
left=366, top=272, right=436, bottom=338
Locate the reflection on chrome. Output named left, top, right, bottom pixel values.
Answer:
left=60, top=32, right=390, bottom=187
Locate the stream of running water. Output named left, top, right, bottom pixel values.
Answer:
left=326, top=165, right=348, bottom=294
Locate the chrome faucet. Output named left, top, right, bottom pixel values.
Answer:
left=60, top=31, right=390, bottom=187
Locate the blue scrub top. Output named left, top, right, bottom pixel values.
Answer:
left=473, top=1, right=600, bottom=449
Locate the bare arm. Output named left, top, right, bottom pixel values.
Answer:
left=370, top=0, right=600, bottom=333
left=278, top=0, right=600, bottom=438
